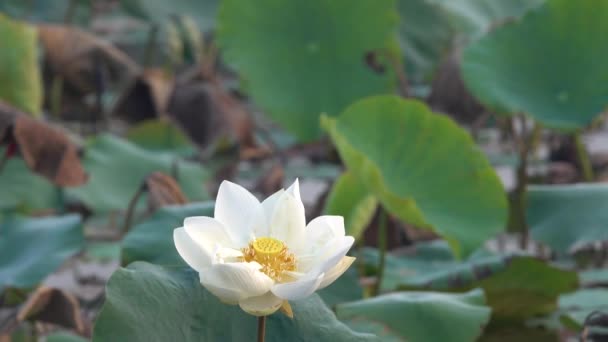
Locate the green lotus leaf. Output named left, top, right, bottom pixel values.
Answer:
left=218, top=0, right=398, bottom=141
left=323, top=95, right=508, bottom=257
left=337, top=289, right=491, bottom=342
left=93, top=262, right=378, bottom=341
left=462, top=0, right=608, bottom=129
left=0, top=214, right=83, bottom=290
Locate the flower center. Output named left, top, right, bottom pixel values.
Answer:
left=242, top=237, right=296, bottom=282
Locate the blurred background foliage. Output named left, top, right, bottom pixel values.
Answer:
left=0, top=0, right=607, bottom=341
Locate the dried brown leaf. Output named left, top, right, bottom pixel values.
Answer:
left=16, top=286, right=84, bottom=334
left=168, top=80, right=255, bottom=150
left=38, top=24, right=139, bottom=95
left=113, top=69, right=174, bottom=123
left=145, top=171, right=188, bottom=208
left=0, top=101, right=87, bottom=187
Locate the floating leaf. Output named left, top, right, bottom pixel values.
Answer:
left=399, top=255, right=578, bottom=319
left=323, top=96, right=508, bottom=257
left=121, top=202, right=214, bottom=266
left=0, top=14, right=42, bottom=116
left=337, top=289, right=491, bottom=342
left=362, top=241, right=457, bottom=291
left=461, top=0, right=608, bottom=129
left=324, top=172, right=378, bottom=240
left=558, top=289, right=608, bottom=330
left=0, top=214, right=83, bottom=290
left=527, top=184, right=608, bottom=256
left=93, top=262, right=378, bottom=341
left=218, top=0, right=398, bottom=141
left=0, top=156, right=57, bottom=211
left=46, top=332, right=88, bottom=342
left=68, top=134, right=209, bottom=212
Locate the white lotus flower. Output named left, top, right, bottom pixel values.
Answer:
left=173, top=179, right=355, bottom=316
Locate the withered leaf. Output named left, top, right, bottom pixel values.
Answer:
left=0, top=101, right=87, bottom=187
left=38, top=24, right=139, bottom=96
left=145, top=171, right=188, bottom=208
left=113, top=69, right=174, bottom=123
left=168, top=80, right=255, bottom=151
left=16, top=286, right=85, bottom=334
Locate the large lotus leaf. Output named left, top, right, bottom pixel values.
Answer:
left=429, top=0, right=545, bottom=39
left=527, top=184, right=608, bottom=256
left=337, top=289, right=491, bottom=342
left=0, top=214, right=83, bottom=290
left=461, top=0, right=608, bottom=129
left=398, top=0, right=452, bottom=84
left=323, top=96, right=508, bottom=257
left=0, top=14, right=42, bottom=116
left=68, top=134, right=209, bottom=212
left=218, top=0, right=398, bottom=141
left=121, top=202, right=214, bottom=266
left=93, top=262, right=378, bottom=342
left=324, top=172, right=378, bottom=240
left=0, top=156, right=57, bottom=211
left=399, top=255, right=578, bottom=319
left=121, top=0, right=218, bottom=32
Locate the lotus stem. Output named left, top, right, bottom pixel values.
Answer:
left=574, top=131, right=594, bottom=182
left=122, top=184, right=146, bottom=236
left=372, top=209, right=387, bottom=296
left=257, top=316, right=266, bottom=342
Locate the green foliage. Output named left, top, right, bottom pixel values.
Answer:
left=121, top=0, right=218, bottom=32
left=126, top=119, right=195, bottom=155
left=46, top=332, right=88, bottom=342
left=399, top=255, right=578, bottom=319
left=398, top=0, right=452, bottom=84
left=218, top=0, right=398, bottom=141
left=324, top=172, right=378, bottom=240
left=0, top=157, right=57, bottom=211
left=68, top=134, right=210, bottom=212
left=429, top=0, right=545, bottom=39
left=93, top=262, right=378, bottom=342
left=337, top=289, right=491, bottom=342
left=527, top=184, right=608, bottom=256
left=318, top=268, right=364, bottom=308
left=558, top=288, right=608, bottom=330
left=0, top=214, right=83, bottom=290
left=121, top=202, right=214, bottom=266
left=0, top=14, right=42, bottom=116
left=462, top=0, right=608, bottom=129
left=323, top=96, right=508, bottom=257
left=0, top=0, right=90, bottom=23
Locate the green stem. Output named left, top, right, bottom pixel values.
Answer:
left=257, top=316, right=266, bottom=342
left=574, top=131, right=594, bottom=182
left=509, top=116, right=532, bottom=249
left=122, top=184, right=146, bottom=236
left=50, top=76, right=64, bottom=119
left=373, top=209, right=387, bottom=296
